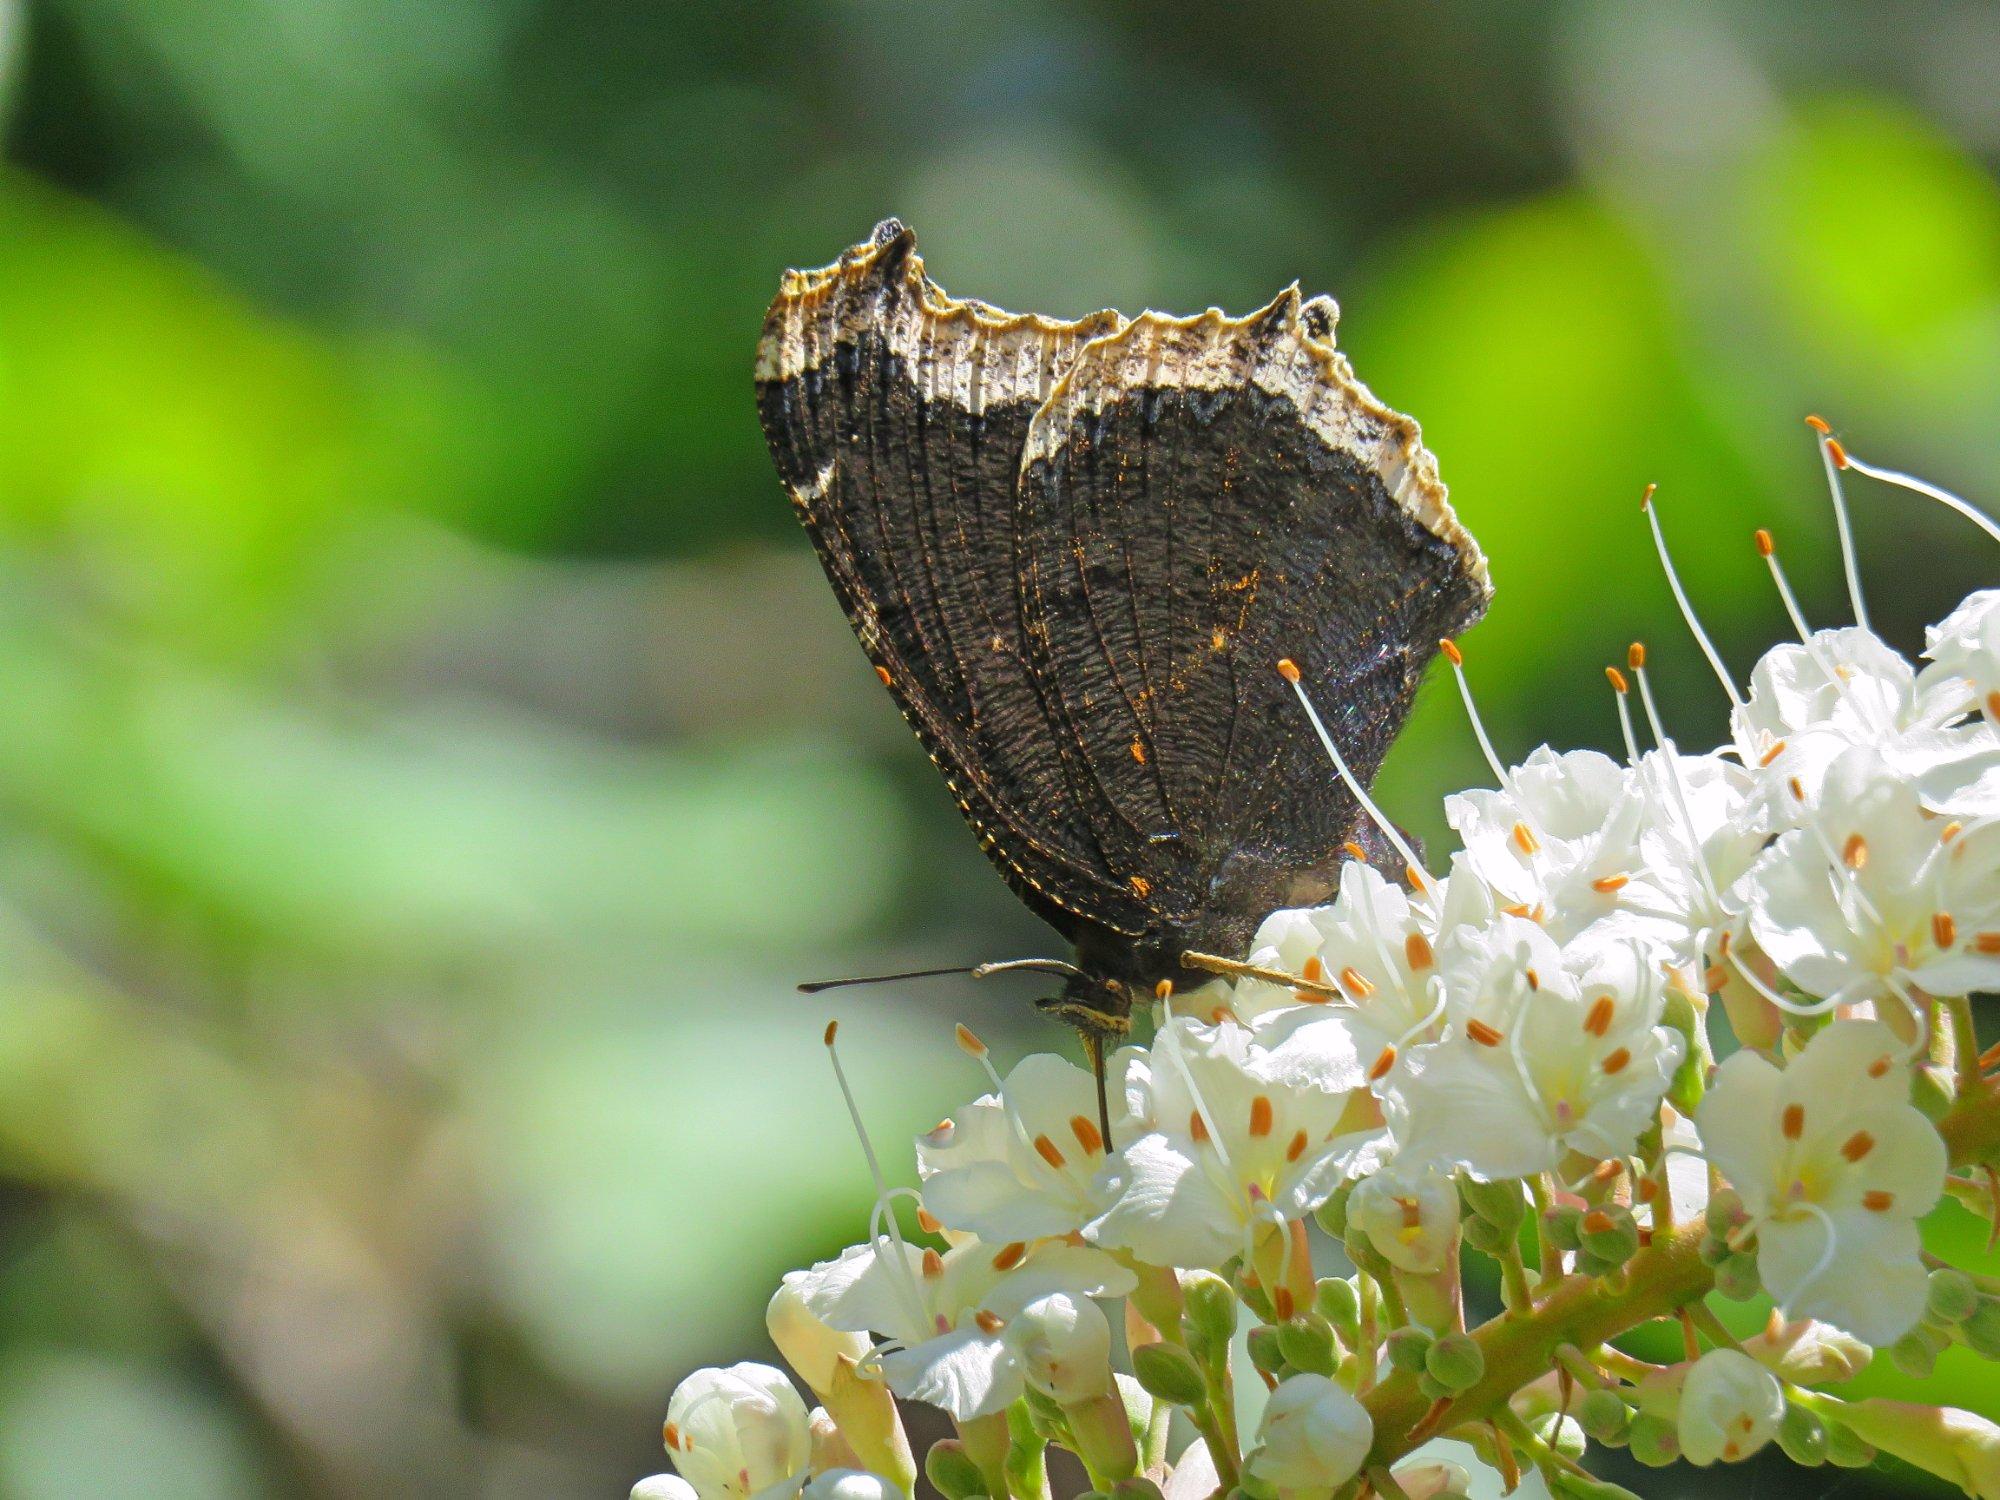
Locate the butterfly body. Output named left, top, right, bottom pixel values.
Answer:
left=756, top=220, right=1489, bottom=1038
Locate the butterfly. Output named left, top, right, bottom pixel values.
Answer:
left=755, top=219, right=1489, bottom=1127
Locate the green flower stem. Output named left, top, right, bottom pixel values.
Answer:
left=1359, top=1081, right=2000, bottom=1469
left=1498, top=1237, right=1536, bottom=1317
left=1493, top=1405, right=1593, bottom=1488
left=1684, top=1300, right=1744, bottom=1354
left=956, top=1411, right=1014, bottom=1500
left=1948, top=996, right=1982, bottom=1096
left=1527, top=1177, right=1563, bottom=1292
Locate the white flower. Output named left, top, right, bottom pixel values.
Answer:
left=799, top=1472, right=901, bottom=1500
left=1744, top=746, right=2000, bottom=1007
left=1085, top=1017, right=1385, bottom=1268
left=1921, top=587, right=2000, bottom=722
left=1237, top=863, right=1449, bottom=1061
left=1677, top=1348, right=1785, bottom=1466
left=1346, top=1163, right=1460, bottom=1275
left=792, top=1235, right=1134, bottom=1421
left=768, top=1274, right=874, bottom=1396
left=1245, top=1373, right=1373, bottom=1490
left=1387, top=918, right=1683, bottom=1178
left=1445, top=747, right=1650, bottom=940
left=1621, top=748, right=1765, bottom=965
left=1732, top=627, right=1961, bottom=825
left=1697, top=1020, right=1946, bottom=1345
left=664, top=1363, right=813, bottom=1500
left=916, top=1051, right=1137, bottom=1240
left=1010, top=1291, right=1113, bottom=1405
left=634, top=1478, right=700, bottom=1500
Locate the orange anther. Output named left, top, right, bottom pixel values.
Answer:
left=1071, top=1115, right=1104, bottom=1155
left=1525, top=968, right=1540, bottom=991
left=1977, top=932, right=2000, bottom=954
left=1841, top=1131, right=1875, bottom=1163
left=874, top=664, right=892, bottom=687
left=976, top=1309, right=1006, bottom=1334
left=923, top=1248, right=945, bottom=1278
left=1759, top=739, right=1787, bottom=767
left=1276, top=658, right=1301, bottom=683
left=1862, top=1190, right=1893, bottom=1213
left=1340, top=966, right=1375, bottom=999
left=664, top=1422, right=681, bottom=1450
left=1628, top=642, right=1647, bottom=670
left=1033, top=1134, right=1067, bottom=1170
left=1826, top=437, right=1850, bottom=470
left=1788, top=776, right=1805, bottom=802
left=1129, top=875, right=1151, bottom=897
left=1273, top=1286, right=1295, bottom=1321
left=1584, top=997, right=1615, bottom=1037
left=1440, top=637, right=1464, bottom=666
left=991, top=1241, right=1027, bottom=1271
left=1342, top=840, right=1367, bottom=860
left=1467, top=1019, right=1505, bottom=1048
left=1867, top=1054, right=1893, bottom=1078
left=1368, top=1045, right=1398, bottom=1082
left=1842, top=833, right=1867, bottom=870
left=1934, top=913, right=1958, bottom=950
left=1154, top=979, right=1173, bottom=1000
left=824, top=1020, right=839, bottom=1047
left=1189, top=1110, right=1209, bottom=1143
left=917, top=1207, right=942, bottom=1234
left=1805, top=414, right=1831, bottom=434
left=1606, top=666, right=1629, bottom=694
left=1602, top=1047, right=1631, bottom=1075
left=1406, top=932, right=1434, bottom=970
left=1592, top=874, right=1629, bottom=893
left=1131, top=738, right=1147, bottom=765
left=1302, top=955, right=1324, bottom=983
left=1782, top=1103, right=1805, bottom=1140
left=1248, top=1095, right=1275, bottom=1138
left=1286, top=1129, right=1309, bottom=1162
left=1755, top=528, right=1774, bottom=557
left=1512, top=821, right=1541, bottom=856
left=1582, top=1210, right=1614, bottom=1236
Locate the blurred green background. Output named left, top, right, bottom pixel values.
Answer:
left=0, top=0, right=1997, bottom=1494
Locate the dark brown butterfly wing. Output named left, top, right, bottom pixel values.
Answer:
left=1016, top=292, right=1490, bottom=977
left=754, top=220, right=1152, bottom=940
left=754, top=221, right=1490, bottom=983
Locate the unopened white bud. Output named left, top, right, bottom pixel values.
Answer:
left=1678, top=1349, right=1783, bottom=1466
left=1347, top=1167, right=1459, bottom=1275
left=666, top=1363, right=812, bottom=1500
left=633, top=1477, right=700, bottom=1500
left=1246, top=1373, right=1373, bottom=1490
left=769, top=1274, right=874, bottom=1397
left=1014, top=1291, right=1114, bottom=1405
left=800, top=1470, right=902, bottom=1500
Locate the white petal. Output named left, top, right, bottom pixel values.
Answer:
left=879, top=1327, right=1023, bottom=1421
left=1085, top=1131, right=1243, bottom=1269
left=1758, top=1208, right=1928, bottom=1347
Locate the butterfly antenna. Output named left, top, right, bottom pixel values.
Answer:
left=970, top=958, right=1089, bottom=982
left=797, top=965, right=987, bottom=994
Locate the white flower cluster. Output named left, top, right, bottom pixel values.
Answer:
left=637, top=447, right=2000, bottom=1500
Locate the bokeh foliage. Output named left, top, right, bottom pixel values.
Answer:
left=0, top=1, right=1997, bottom=1494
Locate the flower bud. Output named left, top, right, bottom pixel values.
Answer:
left=1314, top=1182, right=1354, bottom=1238
left=1962, top=1296, right=2000, bottom=1359
left=1342, top=1225, right=1394, bottom=1279
left=1577, top=1388, right=1630, bottom=1445
left=1460, top=1213, right=1509, bottom=1256
left=1181, top=1271, right=1238, bottom=1358
left=1627, top=1412, right=1680, bottom=1467
left=1777, top=1405, right=1827, bottom=1467
left=1014, top=1293, right=1115, bottom=1406
left=1277, top=1316, right=1338, bottom=1378
left=1713, top=1249, right=1762, bottom=1301
left=1385, top=1326, right=1433, bottom=1375
left=1246, top=1324, right=1287, bottom=1379
left=1534, top=1411, right=1586, bottom=1462
left=1424, top=1332, right=1485, bottom=1394
left=801, top=1471, right=901, bottom=1500
left=1926, top=1268, right=1981, bottom=1326
left=1704, top=1187, right=1745, bottom=1236
left=1461, top=1176, right=1526, bottom=1234
left=1578, top=1205, right=1639, bottom=1268
left=1131, top=1342, right=1208, bottom=1407
left=1679, top=1349, right=1783, bottom=1465
left=1697, top=1232, right=1734, bottom=1268
left=1244, top=1373, right=1373, bottom=1491
left=769, top=1275, right=875, bottom=1398
left=1752, top=1319, right=1871, bottom=1386
left=1891, top=1326, right=1945, bottom=1379
left=1390, top=1460, right=1472, bottom=1499
left=1314, top=1276, right=1361, bottom=1337
left=1349, top=1167, right=1460, bottom=1275
left=1824, top=1420, right=1876, bottom=1468
left=633, top=1477, right=699, bottom=1500
left=1542, top=1203, right=1583, bottom=1252
left=665, top=1363, right=812, bottom=1500
left=926, top=1439, right=986, bottom=1500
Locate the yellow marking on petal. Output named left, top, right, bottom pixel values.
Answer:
left=1248, top=1095, right=1275, bottom=1138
